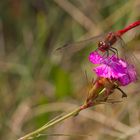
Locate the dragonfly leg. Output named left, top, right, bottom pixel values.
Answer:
left=102, top=51, right=109, bottom=60
left=110, top=47, right=119, bottom=58
left=109, top=47, right=118, bottom=57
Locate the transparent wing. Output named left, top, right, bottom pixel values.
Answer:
left=55, top=33, right=105, bottom=55
left=117, top=36, right=140, bottom=80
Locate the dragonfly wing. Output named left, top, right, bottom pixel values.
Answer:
left=55, top=34, right=105, bottom=54
left=117, top=37, right=140, bottom=81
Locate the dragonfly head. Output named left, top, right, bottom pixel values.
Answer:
left=98, top=41, right=108, bottom=52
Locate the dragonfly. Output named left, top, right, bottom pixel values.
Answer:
left=56, top=20, right=140, bottom=80
left=56, top=20, right=140, bottom=102
left=56, top=20, right=140, bottom=58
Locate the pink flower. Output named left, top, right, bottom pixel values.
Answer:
left=89, top=51, right=137, bottom=86
left=89, top=51, right=103, bottom=64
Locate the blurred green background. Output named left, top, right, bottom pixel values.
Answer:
left=0, top=0, right=140, bottom=140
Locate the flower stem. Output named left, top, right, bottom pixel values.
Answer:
left=18, top=107, right=82, bottom=140
left=18, top=88, right=107, bottom=140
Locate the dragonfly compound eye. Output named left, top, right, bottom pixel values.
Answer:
left=98, top=41, right=107, bottom=51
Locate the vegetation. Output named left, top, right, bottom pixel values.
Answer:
left=0, top=0, right=140, bottom=140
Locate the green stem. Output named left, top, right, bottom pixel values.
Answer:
left=18, top=88, right=107, bottom=140
left=18, top=107, right=81, bottom=140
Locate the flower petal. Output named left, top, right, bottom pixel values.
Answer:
left=89, top=51, right=103, bottom=64
left=89, top=51, right=137, bottom=86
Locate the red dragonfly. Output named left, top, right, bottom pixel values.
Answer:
left=56, top=20, right=140, bottom=57
left=56, top=20, right=140, bottom=101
